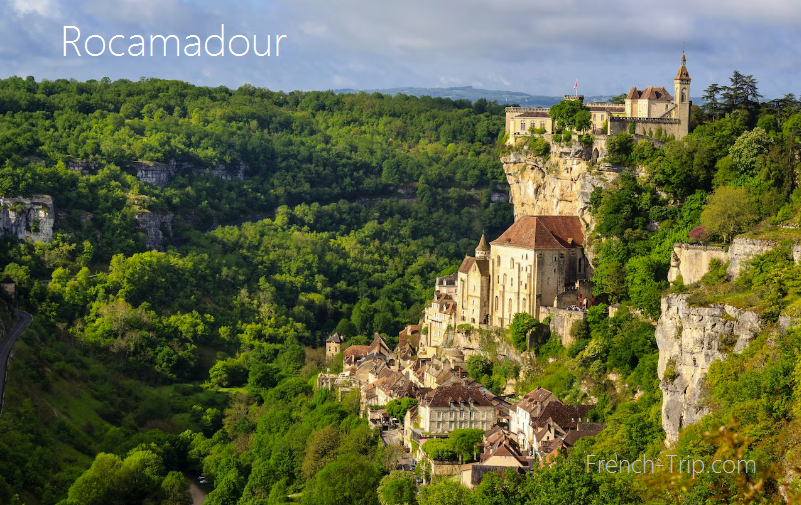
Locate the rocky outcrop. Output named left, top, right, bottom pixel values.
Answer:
left=132, top=160, right=248, bottom=186
left=656, top=294, right=762, bottom=443
left=726, top=238, right=780, bottom=279
left=501, top=136, right=621, bottom=232
left=0, top=196, right=55, bottom=243
left=135, top=212, right=173, bottom=250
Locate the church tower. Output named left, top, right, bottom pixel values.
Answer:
left=674, top=52, right=691, bottom=136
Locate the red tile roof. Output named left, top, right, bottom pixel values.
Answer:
left=490, top=216, right=584, bottom=250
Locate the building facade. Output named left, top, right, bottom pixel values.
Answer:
left=454, top=216, right=591, bottom=328
left=418, top=385, right=495, bottom=434
left=505, top=54, right=692, bottom=144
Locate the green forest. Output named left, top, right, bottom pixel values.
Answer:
left=0, top=71, right=800, bottom=505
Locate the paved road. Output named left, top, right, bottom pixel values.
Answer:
left=0, top=310, right=32, bottom=414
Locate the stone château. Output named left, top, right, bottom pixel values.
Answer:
left=506, top=53, right=692, bottom=142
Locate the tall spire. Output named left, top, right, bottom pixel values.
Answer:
left=475, top=232, right=491, bottom=259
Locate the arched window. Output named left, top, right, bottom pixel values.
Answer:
left=522, top=297, right=526, bottom=309
left=510, top=258, right=514, bottom=269
left=496, top=256, right=501, bottom=266
left=503, top=273, right=506, bottom=284
left=681, top=87, right=687, bottom=102
left=494, top=296, right=498, bottom=310
left=508, top=299, right=513, bottom=313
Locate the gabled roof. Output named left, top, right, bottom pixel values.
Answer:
left=343, top=345, right=371, bottom=361
left=490, top=216, right=584, bottom=250
left=627, top=86, right=673, bottom=101
left=459, top=256, right=476, bottom=274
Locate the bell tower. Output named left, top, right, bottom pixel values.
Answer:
left=673, top=52, right=691, bottom=137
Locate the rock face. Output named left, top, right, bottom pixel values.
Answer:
left=656, top=294, right=762, bottom=443
left=726, top=238, right=781, bottom=279
left=501, top=136, right=620, bottom=232
left=135, top=212, right=173, bottom=250
left=0, top=196, right=55, bottom=242
left=132, top=160, right=248, bottom=187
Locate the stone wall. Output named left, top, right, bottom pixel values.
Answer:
left=608, top=117, right=685, bottom=139
left=135, top=212, right=173, bottom=250
left=656, top=294, right=762, bottom=443
left=0, top=196, right=55, bottom=243
left=539, top=306, right=587, bottom=347
left=667, top=243, right=728, bottom=285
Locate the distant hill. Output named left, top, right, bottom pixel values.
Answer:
left=334, top=86, right=706, bottom=107
left=333, top=86, right=617, bottom=107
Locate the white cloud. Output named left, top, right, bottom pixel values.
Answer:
left=10, top=0, right=57, bottom=17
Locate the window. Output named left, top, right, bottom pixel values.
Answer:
left=437, top=422, right=441, bottom=430
left=510, top=258, right=514, bottom=268
left=540, top=121, right=545, bottom=129
left=450, top=421, right=454, bottom=429
left=494, top=296, right=498, bottom=310
left=460, top=411, right=464, bottom=419
left=593, top=114, right=596, bottom=120
left=438, top=412, right=442, bottom=419
left=508, top=298, right=512, bottom=312
left=520, top=121, right=526, bottom=130
left=511, top=278, right=514, bottom=286
left=496, top=256, right=500, bottom=266
left=578, top=259, right=583, bottom=273
left=522, top=297, right=526, bottom=308
left=472, top=284, right=475, bottom=292
left=681, top=88, right=686, bottom=102
left=503, top=273, right=506, bottom=284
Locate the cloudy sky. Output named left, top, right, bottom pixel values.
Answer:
left=1, top=0, right=799, bottom=98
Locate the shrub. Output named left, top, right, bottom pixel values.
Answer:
left=688, top=225, right=708, bottom=243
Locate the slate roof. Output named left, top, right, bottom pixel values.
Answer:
left=477, top=233, right=490, bottom=252
left=422, top=385, right=494, bottom=408
left=515, top=111, right=551, bottom=118
left=490, top=216, right=584, bottom=250
left=626, top=86, right=673, bottom=101
left=326, top=333, right=343, bottom=344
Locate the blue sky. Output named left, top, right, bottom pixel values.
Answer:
left=1, top=0, right=799, bottom=98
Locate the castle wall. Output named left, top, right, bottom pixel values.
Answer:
left=667, top=243, right=728, bottom=285
left=608, top=117, right=686, bottom=139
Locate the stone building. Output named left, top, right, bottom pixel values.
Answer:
left=451, top=216, right=591, bottom=329
left=506, top=53, right=693, bottom=143
left=422, top=292, right=457, bottom=349
left=325, top=333, right=342, bottom=359
left=418, top=384, right=495, bottom=434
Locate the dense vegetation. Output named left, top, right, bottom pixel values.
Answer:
left=0, top=76, right=512, bottom=505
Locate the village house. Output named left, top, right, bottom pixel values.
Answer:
left=508, top=386, right=600, bottom=455
left=418, top=384, right=495, bottom=434
left=421, top=292, right=458, bottom=350
left=325, top=333, right=342, bottom=359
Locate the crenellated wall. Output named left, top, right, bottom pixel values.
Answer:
left=667, top=243, right=728, bottom=284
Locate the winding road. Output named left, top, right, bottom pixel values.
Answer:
left=0, top=310, right=32, bottom=414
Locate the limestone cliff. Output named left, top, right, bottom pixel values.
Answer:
left=501, top=137, right=620, bottom=231
left=132, top=160, right=247, bottom=187
left=0, top=196, right=55, bottom=243
left=656, top=294, right=762, bottom=443
left=135, top=212, right=173, bottom=250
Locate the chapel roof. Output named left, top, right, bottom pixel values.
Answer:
left=490, top=216, right=584, bottom=250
